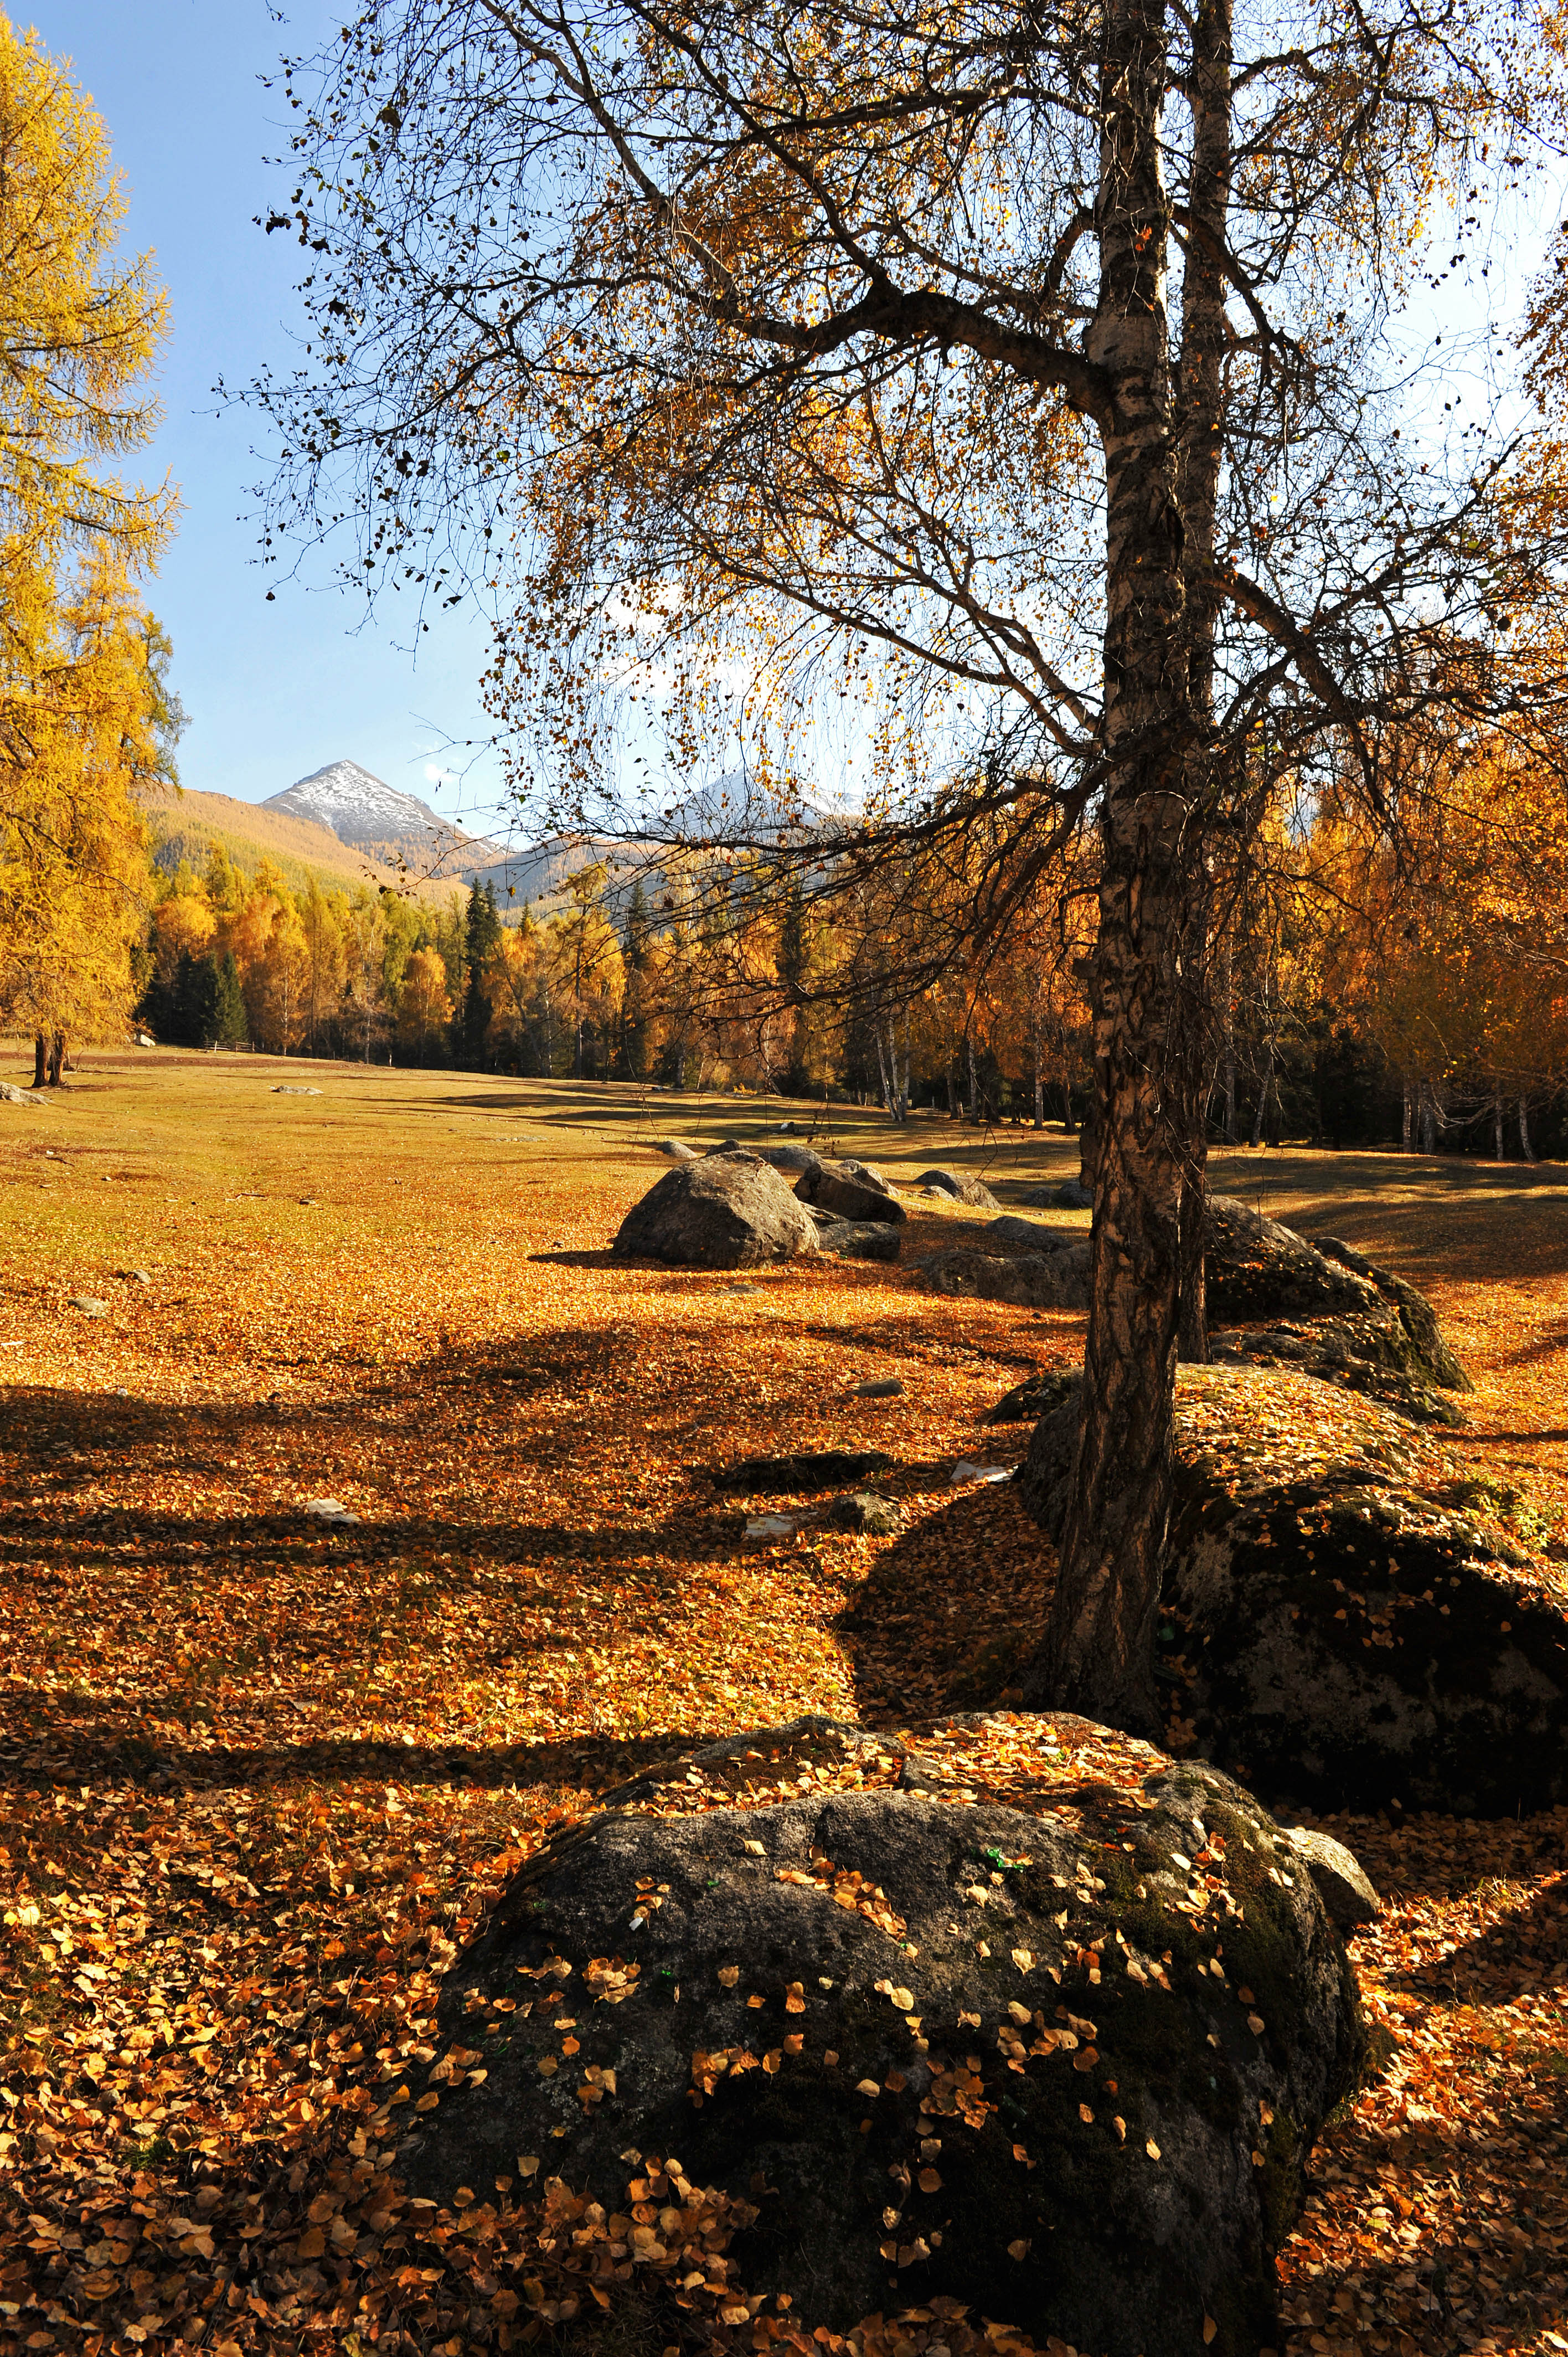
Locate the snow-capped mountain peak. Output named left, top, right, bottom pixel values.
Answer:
left=263, top=760, right=452, bottom=848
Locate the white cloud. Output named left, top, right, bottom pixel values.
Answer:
left=424, top=763, right=458, bottom=790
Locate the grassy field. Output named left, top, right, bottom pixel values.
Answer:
left=1, top=1045, right=1566, bottom=2357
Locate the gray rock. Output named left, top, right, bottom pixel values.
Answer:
left=68, top=1294, right=107, bottom=1318
left=761, top=1144, right=823, bottom=1176
left=405, top=1725, right=1363, bottom=2357
left=797, top=1166, right=906, bottom=1226
left=1204, top=1196, right=1380, bottom=1325
left=614, top=1147, right=819, bottom=1269
left=824, top=1490, right=904, bottom=1535
left=652, top=1138, right=698, bottom=1161
left=271, top=1084, right=322, bottom=1095
left=1015, top=1180, right=1094, bottom=1211
left=1277, top=1826, right=1381, bottom=1933
left=0, top=1082, right=44, bottom=1106
left=121, top=1269, right=152, bottom=1286
left=811, top=1216, right=902, bottom=1263
left=915, top=1167, right=1000, bottom=1210
left=850, top=1376, right=904, bottom=1398
left=1020, top=1364, right=1568, bottom=1814
left=914, top=1242, right=1092, bottom=1310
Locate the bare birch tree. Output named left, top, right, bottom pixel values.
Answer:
left=245, top=0, right=1568, bottom=1725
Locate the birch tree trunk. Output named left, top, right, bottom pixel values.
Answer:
left=1493, top=1093, right=1505, bottom=1162
left=1220, top=938, right=1237, bottom=1145
left=1027, top=0, right=1201, bottom=1730
left=1401, top=1077, right=1413, bottom=1152
left=1520, top=1098, right=1536, bottom=1162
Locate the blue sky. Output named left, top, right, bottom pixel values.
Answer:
left=26, top=1, right=512, bottom=829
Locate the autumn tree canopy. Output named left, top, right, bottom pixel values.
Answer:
left=0, top=10, right=182, bottom=1079
left=250, top=0, right=1568, bottom=1725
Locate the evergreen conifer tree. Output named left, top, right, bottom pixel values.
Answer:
left=460, top=878, right=501, bottom=1062
left=619, top=879, right=652, bottom=1080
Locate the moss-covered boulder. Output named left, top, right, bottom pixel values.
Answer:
left=1209, top=1310, right=1465, bottom=1427
left=1018, top=1367, right=1568, bottom=1814
left=405, top=1713, right=1363, bottom=2357
left=1205, top=1201, right=1470, bottom=1406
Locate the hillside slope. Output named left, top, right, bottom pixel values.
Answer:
left=143, top=786, right=460, bottom=904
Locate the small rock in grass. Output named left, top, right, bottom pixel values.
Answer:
left=121, top=1269, right=151, bottom=1285
left=653, top=1138, right=698, bottom=1160
left=0, top=1081, right=44, bottom=1106
left=271, top=1084, right=322, bottom=1095
left=849, top=1376, right=904, bottom=1399
left=824, top=1491, right=904, bottom=1535
left=744, top=1513, right=796, bottom=1542
left=303, top=1497, right=360, bottom=1525
left=950, top=1460, right=1013, bottom=1486
left=68, top=1295, right=107, bottom=1317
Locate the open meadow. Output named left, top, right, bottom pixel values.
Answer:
left=2, top=1048, right=1567, bottom=2357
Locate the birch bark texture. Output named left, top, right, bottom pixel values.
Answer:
left=250, top=0, right=1568, bottom=1725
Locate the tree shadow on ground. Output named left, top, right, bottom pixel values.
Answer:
left=0, top=1696, right=701, bottom=1798
left=835, top=1475, right=1051, bottom=1725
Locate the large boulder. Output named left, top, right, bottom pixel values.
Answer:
left=1204, top=1200, right=1469, bottom=1409
left=406, top=1714, right=1364, bottom=2357
left=1019, top=1365, right=1568, bottom=1814
left=1204, top=1196, right=1379, bottom=1324
left=797, top=1164, right=906, bottom=1226
left=613, top=1147, right=819, bottom=1268
left=914, top=1241, right=1092, bottom=1309
left=917, top=1168, right=1000, bottom=1210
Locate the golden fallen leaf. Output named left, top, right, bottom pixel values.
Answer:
left=1203, top=2319, right=1218, bottom=2345
left=1007, top=2238, right=1030, bottom=2261
left=718, top=1964, right=740, bottom=1986
left=1146, top=2138, right=1162, bottom=2160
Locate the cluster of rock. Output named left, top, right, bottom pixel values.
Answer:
left=406, top=1714, right=1369, bottom=2357
left=617, top=1143, right=920, bottom=1268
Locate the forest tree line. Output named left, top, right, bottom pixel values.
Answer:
left=128, top=721, right=1568, bottom=1162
